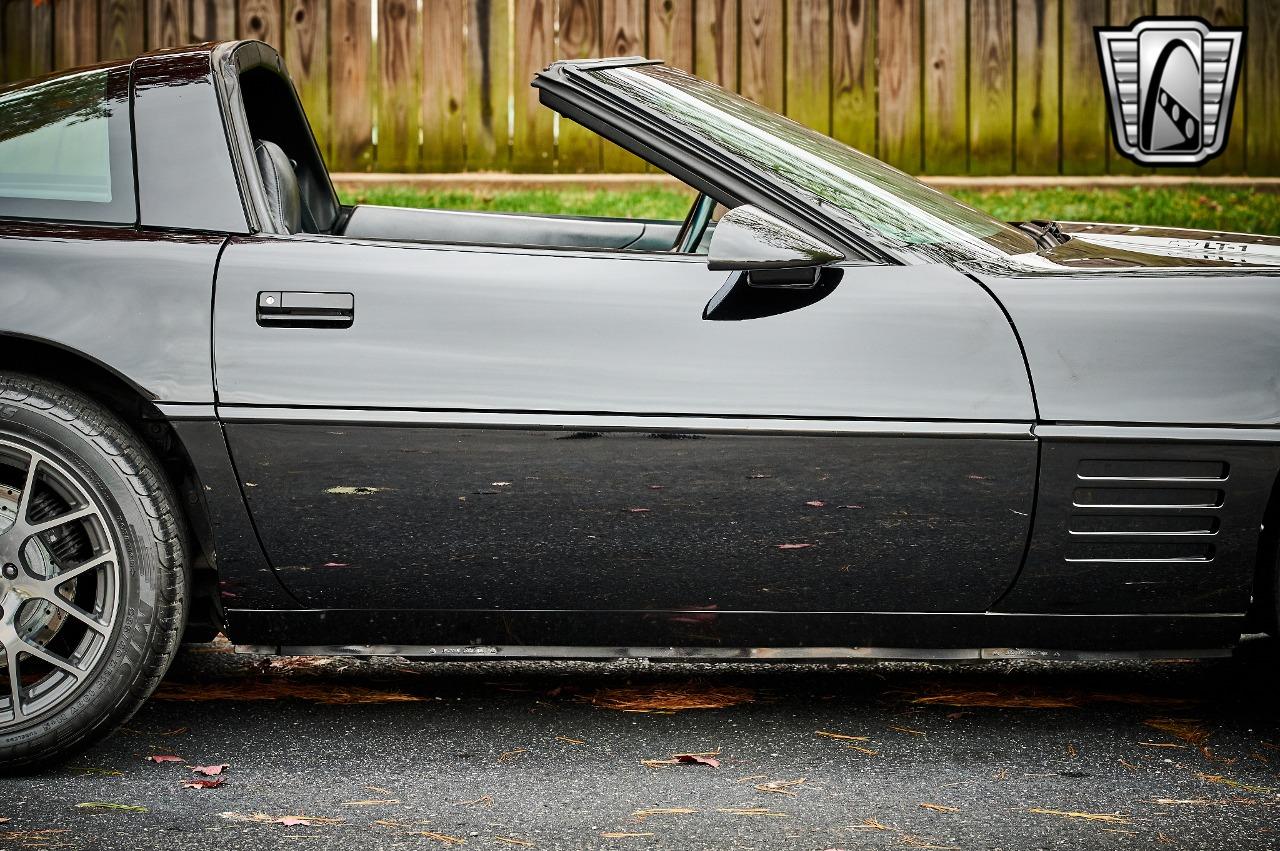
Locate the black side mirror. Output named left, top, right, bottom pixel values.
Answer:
left=706, top=204, right=844, bottom=274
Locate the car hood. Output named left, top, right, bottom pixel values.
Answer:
left=1003, top=222, right=1280, bottom=271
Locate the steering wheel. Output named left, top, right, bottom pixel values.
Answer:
left=671, top=192, right=717, bottom=254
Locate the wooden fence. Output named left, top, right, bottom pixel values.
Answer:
left=3, top=0, right=1279, bottom=174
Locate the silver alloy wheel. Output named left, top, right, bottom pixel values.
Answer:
left=0, top=438, right=121, bottom=728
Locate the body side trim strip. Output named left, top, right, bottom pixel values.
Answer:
left=213, top=406, right=1033, bottom=438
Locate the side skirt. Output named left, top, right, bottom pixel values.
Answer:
left=223, top=609, right=1244, bottom=659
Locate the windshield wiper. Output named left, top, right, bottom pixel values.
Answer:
left=1015, top=219, right=1069, bottom=250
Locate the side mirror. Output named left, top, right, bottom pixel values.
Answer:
left=707, top=205, right=844, bottom=280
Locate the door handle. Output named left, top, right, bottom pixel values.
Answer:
left=257, top=291, right=354, bottom=328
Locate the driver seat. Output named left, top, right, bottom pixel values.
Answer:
left=254, top=139, right=302, bottom=234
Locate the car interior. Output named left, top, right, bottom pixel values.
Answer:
left=228, top=45, right=716, bottom=255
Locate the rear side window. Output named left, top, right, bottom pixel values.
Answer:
left=0, top=67, right=135, bottom=224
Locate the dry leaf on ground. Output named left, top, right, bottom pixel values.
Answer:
left=673, top=752, right=721, bottom=768
left=190, top=764, right=229, bottom=777
left=182, top=778, right=225, bottom=789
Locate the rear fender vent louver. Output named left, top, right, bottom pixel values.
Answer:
left=1066, top=459, right=1226, bottom=564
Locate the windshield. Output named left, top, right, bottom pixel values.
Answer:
left=588, top=64, right=1037, bottom=258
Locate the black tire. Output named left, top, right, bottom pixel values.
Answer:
left=0, top=372, right=187, bottom=771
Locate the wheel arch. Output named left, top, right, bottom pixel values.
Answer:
left=0, top=333, right=223, bottom=640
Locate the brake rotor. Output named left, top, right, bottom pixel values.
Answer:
left=0, top=484, right=74, bottom=645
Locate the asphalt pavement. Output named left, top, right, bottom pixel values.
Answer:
left=2, top=638, right=1279, bottom=850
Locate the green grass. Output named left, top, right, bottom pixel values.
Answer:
left=337, top=184, right=1280, bottom=236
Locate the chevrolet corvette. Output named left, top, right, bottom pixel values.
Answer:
left=1, top=40, right=1279, bottom=768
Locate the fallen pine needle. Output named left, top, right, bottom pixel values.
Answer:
left=1144, top=718, right=1212, bottom=749
left=1153, top=798, right=1221, bottom=805
left=75, top=802, right=147, bottom=812
left=497, top=748, right=527, bottom=763
left=411, top=831, right=466, bottom=845
left=154, top=680, right=426, bottom=704
left=754, top=779, right=806, bottom=796
left=816, top=730, right=870, bottom=742
left=846, top=745, right=879, bottom=756
left=631, top=808, right=698, bottom=822
left=900, top=835, right=960, bottom=849
left=601, top=833, right=654, bottom=839
left=1195, top=773, right=1276, bottom=794
left=857, top=818, right=895, bottom=831
left=919, top=803, right=959, bottom=813
left=340, top=799, right=400, bottom=807
left=1027, top=808, right=1129, bottom=824
left=220, top=812, right=344, bottom=826
left=906, top=685, right=1190, bottom=710
left=890, top=726, right=926, bottom=737
left=556, top=736, right=585, bottom=745
left=716, top=807, right=788, bottom=817
left=582, top=682, right=755, bottom=713
left=494, top=838, right=533, bottom=847
left=458, top=795, right=494, bottom=808
left=1138, top=741, right=1189, bottom=749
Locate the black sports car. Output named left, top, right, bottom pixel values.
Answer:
left=1, top=41, right=1279, bottom=769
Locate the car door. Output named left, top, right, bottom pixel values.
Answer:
left=212, top=233, right=1037, bottom=620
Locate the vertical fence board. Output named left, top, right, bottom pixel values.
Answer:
left=511, top=0, right=555, bottom=171
left=969, top=0, right=1012, bottom=174
left=285, top=0, right=329, bottom=157
left=739, top=0, right=783, bottom=110
left=376, top=0, right=420, bottom=170
left=1247, top=0, right=1280, bottom=173
left=557, top=0, right=601, bottom=172
left=466, top=0, right=510, bottom=170
left=148, top=0, right=189, bottom=47
left=877, top=0, right=920, bottom=171
left=1151, top=0, right=1243, bottom=175
left=192, top=0, right=237, bottom=40
left=600, top=0, right=647, bottom=171
left=422, top=0, right=465, bottom=170
left=786, top=0, right=831, bottom=133
left=30, top=0, right=55, bottom=76
left=694, top=0, right=736, bottom=87
left=923, top=0, right=967, bottom=173
left=2, top=0, right=32, bottom=82
left=832, top=0, right=877, bottom=154
left=330, top=0, right=373, bottom=170
left=1060, top=0, right=1106, bottom=173
left=101, top=0, right=144, bottom=60
left=54, top=0, right=99, bottom=68
left=1104, top=0, right=1151, bottom=174
left=648, top=0, right=692, bottom=68
left=239, top=0, right=282, bottom=48
left=1014, top=0, right=1057, bottom=173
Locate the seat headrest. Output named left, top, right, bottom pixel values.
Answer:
left=254, top=139, right=301, bottom=234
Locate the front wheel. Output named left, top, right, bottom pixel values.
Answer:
left=0, top=373, right=187, bottom=771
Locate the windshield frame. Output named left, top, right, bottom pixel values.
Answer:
left=542, top=59, right=1037, bottom=264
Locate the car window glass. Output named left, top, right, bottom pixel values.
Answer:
left=0, top=68, right=135, bottom=223
left=589, top=65, right=1037, bottom=259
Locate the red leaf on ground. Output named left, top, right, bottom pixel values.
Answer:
left=673, top=753, right=721, bottom=768
left=146, top=755, right=183, bottom=763
left=805, top=500, right=825, bottom=508
left=191, top=764, right=229, bottom=776
left=182, top=778, right=225, bottom=789
left=777, top=543, right=814, bottom=550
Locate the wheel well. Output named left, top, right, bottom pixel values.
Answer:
left=1250, top=468, right=1280, bottom=636
left=0, top=335, right=223, bottom=640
